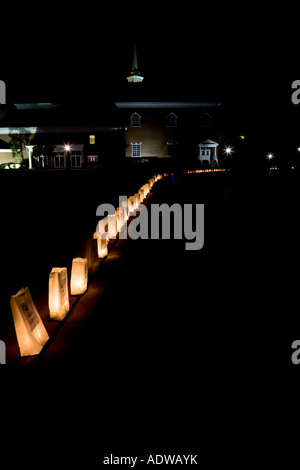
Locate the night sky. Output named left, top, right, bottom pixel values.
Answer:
left=2, top=3, right=300, bottom=140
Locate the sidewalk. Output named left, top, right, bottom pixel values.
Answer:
left=2, top=171, right=297, bottom=466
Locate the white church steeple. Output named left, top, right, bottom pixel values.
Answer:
left=126, top=40, right=144, bottom=83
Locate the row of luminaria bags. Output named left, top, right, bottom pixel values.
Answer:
left=10, top=175, right=163, bottom=357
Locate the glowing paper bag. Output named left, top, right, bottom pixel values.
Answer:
left=97, top=217, right=108, bottom=233
left=128, top=197, right=136, bottom=214
left=121, top=200, right=129, bottom=220
left=108, top=214, right=117, bottom=239
left=10, top=286, right=49, bottom=357
left=85, top=238, right=100, bottom=274
left=94, top=231, right=108, bottom=258
left=48, top=267, right=70, bottom=321
left=70, top=257, right=88, bottom=295
left=97, top=218, right=109, bottom=242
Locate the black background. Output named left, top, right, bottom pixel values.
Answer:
left=2, top=3, right=300, bottom=468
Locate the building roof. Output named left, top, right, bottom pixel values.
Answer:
left=0, top=100, right=121, bottom=130
left=199, top=139, right=219, bottom=147
left=115, top=101, right=221, bottom=109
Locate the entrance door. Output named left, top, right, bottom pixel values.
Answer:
left=201, top=149, right=211, bottom=160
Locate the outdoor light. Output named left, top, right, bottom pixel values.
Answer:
left=10, top=286, right=49, bottom=357
left=121, top=200, right=129, bottom=220
left=64, top=144, right=71, bottom=152
left=128, top=197, right=136, bottom=215
left=94, top=231, right=108, bottom=258
left=97, top=218, right=109, bottom=240
left=116, top=207, right=126, bottom=232
left=108, top=214, right=118, bottom=239
left=224, top=146, right=234, bottom=156
left=138, top=188, right=145, bottom=203
left=48, top=267, right=70, bottom=321
left=70, top=258, right=88, bottom=295
left=85, top=238, right=100, bottom=274
left=267, top=153, right=274, bottom=160
left=297, top=147, right=300, bottom=152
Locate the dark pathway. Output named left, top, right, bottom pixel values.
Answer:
left=2, top=172, right=300, bottom=467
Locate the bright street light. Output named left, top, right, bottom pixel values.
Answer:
left=223, top=146, right=234, bottom=156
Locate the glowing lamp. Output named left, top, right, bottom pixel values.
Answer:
left=97, top=218, right=109, bottom=242
left=138, top=188, right=145, bottom=202
left=94, top=231, right=108, bottom=258
left=10, top=286, right=49, bottom=357
left=108, top=214, right=118, bottom=239
left=70, top=258, right=88, bottom=295
left=134, top=193, right=141, bottom=206
left=48, top=267, right=69, bottom=321
left=116, top=207, right=126, bottom=232
left=117, top=206, right=127, bottom=236
left=144, top=183, right=150, bottom=195
left=224, top=146, right=233, bottom=156
left=116, top=207, right=121, bottom=232
left=97, top=218, right=108, bottom=233
left=121, top=200, right=129, bottom=220
left=85, top=239, right=100, bottom=274
left=122, top=206, right=128, bottom=227
left=128, top=196, right=136, bottom=214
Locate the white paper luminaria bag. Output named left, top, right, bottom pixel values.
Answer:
left=48, top=267, right=70, bottom=321
left=10, top=286, right=49, bottom=357
left=85, top=238, right=99, bottom=274
left=70, top=257, right=88, bottom=295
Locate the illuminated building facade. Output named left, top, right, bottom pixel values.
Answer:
left=115, top=101, right=221, bottom=161
left=0, top=43, right=222, bottom=167
left=115, top=42, right=222, bottom=163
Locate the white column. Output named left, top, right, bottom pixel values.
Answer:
left=198, top=145, right=202, bottom=162
left=214, top=145, right=218, bottom=164
left=25, top=145, right=34, bottom=169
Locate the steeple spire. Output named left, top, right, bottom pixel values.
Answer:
left=127, top=40, right=144, bottom=83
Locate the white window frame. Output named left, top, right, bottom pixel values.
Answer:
left=130, top=112, right=142, bottom=127
left=54, top=153, right=66, bottom=168
left=88, top=155, right=98, bottom=163
left=70, top=152, right=82, bottom=168
left=201, top=149, right=211, bottom=159
left=131, top=143, right=142, bottom=157
left=38, top=155, right=48, bottom=168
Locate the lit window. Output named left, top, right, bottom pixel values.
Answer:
left=130, top=112, right=141, bottom=127
left=88, top=155, right=98, bottom=162
left=167, top=112, right=178, bottom=127
left=131, top=143, right=141, bottom=157
left=89, top=135, right=95, bottom=144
